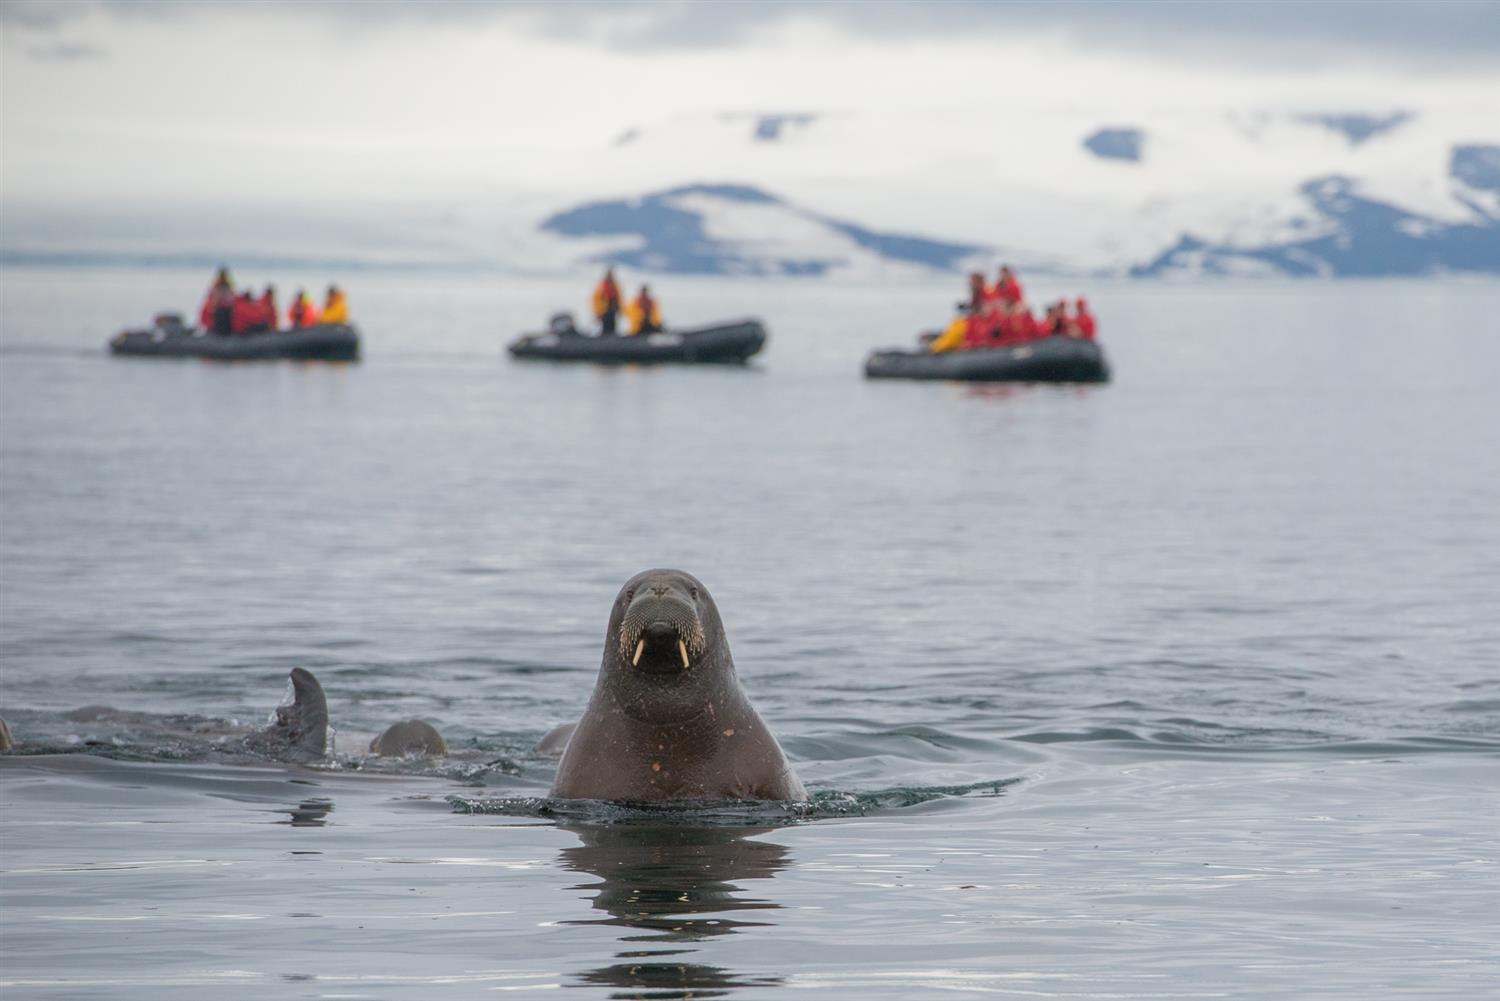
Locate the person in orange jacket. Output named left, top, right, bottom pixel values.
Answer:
left=627, top=284, right=663, bottom=335
left=200, top=266, right=235, bottom=335
left=1074, top=297, right=1097, bottom=339
left=287, top=289, right=319, bottom=328
left=591, top=267, right=623, bottom=335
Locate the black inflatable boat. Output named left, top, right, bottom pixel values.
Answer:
left=865, top=336, right=1109, bottom=383
left=109, top=316, right=359, bottom=361
left=509, top=319, right=767, bottom=365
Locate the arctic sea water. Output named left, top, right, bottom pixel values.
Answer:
left=1, top=268, right=1497, bottom=999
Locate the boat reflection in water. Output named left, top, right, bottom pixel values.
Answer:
left=558, top=824, right=790, bottom=997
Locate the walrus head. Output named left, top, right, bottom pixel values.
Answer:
left=601, top=569, right=731, bottom=722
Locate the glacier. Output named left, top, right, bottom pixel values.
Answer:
left=530, top=106, right=1500, bottom=279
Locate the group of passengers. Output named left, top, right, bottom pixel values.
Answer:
left=590, top=268, right=664, bottom=336
left=928, top=265, right=1096, bottom=353
left=199, top=268, right=349, bottom=336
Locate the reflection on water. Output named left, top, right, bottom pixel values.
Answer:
left=278, top=797, right=333, bottom=826
left=558, top=824, right=789, bottom=997
left=571, top=962, right=780, bottom=998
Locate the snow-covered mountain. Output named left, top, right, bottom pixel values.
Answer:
left=540, top=183, right=980, bottom=278
left=527, top=107, right=1500, bottom=278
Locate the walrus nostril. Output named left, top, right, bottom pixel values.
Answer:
left=644, top=622, right=677, bottom=645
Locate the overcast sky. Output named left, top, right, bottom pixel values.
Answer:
left=3, top=1, right=1498, bottom=226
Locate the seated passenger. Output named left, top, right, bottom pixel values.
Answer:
left=994, top=265, right=1022, bottom=305
left=230, top=290, right=259, bottom=334
left=320, top=285, right=349, bottom=325
left=1041, top=301, right=1067, bottom=337
left=1012, top=306, right=1039, bottom=342
left=1074, top=297, right=1097, bottom=339
left=200, top=266, right=235, bottom=335
left=1062, top=304, right=1082, bottom=338
left=991, top=301, right=1024, bottom=346
left=963, top=272, right=986, bottom=313
left=592, top=267, right=623, bottom=336
left=627, top=285, right=662, bottom=335
left=287, top=289, right=319, bottom=328
left=260, top=285, right=278, bottom=332
left=928, top=314, right=969, bottom=353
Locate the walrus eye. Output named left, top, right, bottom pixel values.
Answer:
left=625, top=588, right=635, bottom=601
left=689, top=587, right=699, bottom=600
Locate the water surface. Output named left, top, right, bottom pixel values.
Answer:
left=2, top=268, right=1497, bottom=998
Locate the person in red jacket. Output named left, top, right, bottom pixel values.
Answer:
left=230, top=290, right=259, bottom=334
left=1012, top=307, right=1039, bottom=342
left=964, top=272, right=986, bottom=313
left=993, top=265, right=1022, bottom=305
left=966, top=274, right=1016, bottom=347
left=1074, top=297, right=1097, bottom=339
left=259, top=285, right=278, bottom=332
left=1033, top=303, right=1053, bottom=338
left=963, top=306, right=995, bottom=348
left=248, top=292, right=273, bottom=333
left=592, top=268, right=623, bottom=335
left=989, top=301, right=1019, bottom=345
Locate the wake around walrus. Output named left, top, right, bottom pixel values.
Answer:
left=547, top=568, right=806, bottom=802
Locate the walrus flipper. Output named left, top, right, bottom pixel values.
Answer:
left=247, top=667, right=329, bottom=762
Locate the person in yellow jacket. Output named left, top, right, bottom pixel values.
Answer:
left=928, top=271, right=986, bottom=352
left=928, top=313, right=969, bottom=353
left=319, top=285, right=349, bottom=325
left=626, top=284, right=663, bottom=335
left=591, top=267, right=623, bottom=335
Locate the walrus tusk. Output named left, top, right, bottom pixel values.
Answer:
left=632, top=639, right=645, bottom=666
left=678, top=639, right=690, bottom=669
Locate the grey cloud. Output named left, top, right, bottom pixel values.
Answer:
left=5, top=0, right=1499, bottom=68
left=530, top=0, right=1500, bottom=69
left=26, top=42, right=106, bottom=62
left=0, top=0, right=74, bottom=30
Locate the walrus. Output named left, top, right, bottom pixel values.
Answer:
left=236, top=669, right=449, bottom=760
left=369, top=719, right=448, bottom=757
left=3, top=668, right=447, bottom=763
left=549, top=569, right=805, bottom=802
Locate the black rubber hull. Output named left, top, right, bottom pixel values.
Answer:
left=865, top=336, right=1109, bottom=383
left=109, top=324, right=360, bottom=361
left=509, top=320, right=767, bottom=365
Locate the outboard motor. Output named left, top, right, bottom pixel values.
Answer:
left=549, top=311, right=580, bottom=336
